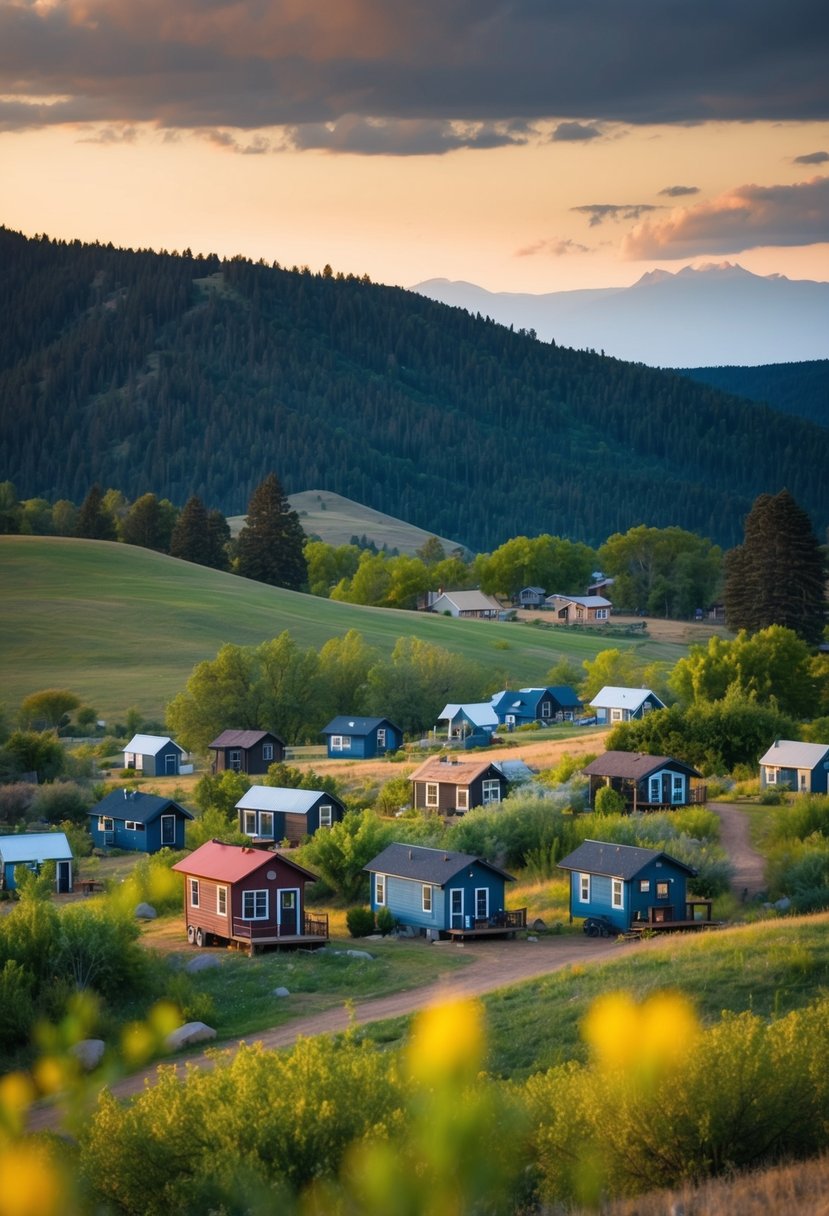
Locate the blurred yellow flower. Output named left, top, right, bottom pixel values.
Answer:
left=31, top=1058, right=65, bottom=1099
left=583, top=990, right=699, bottom=1076
left=0, top=1075, right=35, bottom=1127
left=0, top=1145, right=64, bottom=1216
left=406, top=997, right=484, bottom=1085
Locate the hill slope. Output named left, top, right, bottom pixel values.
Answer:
left=0, top=536, right=685, bottom=721
left=3, top=228, right=829, bottom=549
left=678, top=360, right=829, bottom=429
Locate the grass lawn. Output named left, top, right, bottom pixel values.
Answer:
left=0, top=535, right=687, bottom=722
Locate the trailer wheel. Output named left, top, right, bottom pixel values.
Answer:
left=195, top=927, right=205, bottom=948
left=587, top=922, right=599, bottom=937
left=187, top=924, right=195, bottom=944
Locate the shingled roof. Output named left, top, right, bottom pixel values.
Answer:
left=558, top=839, right=696, bottom=880
left=581, top=751, right=701, bottom=779
left=364, top=842, right=514, bottom=885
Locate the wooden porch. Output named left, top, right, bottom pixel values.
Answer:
left=446, top=908, right=527, bottom=940
left=627, top=900, right=721, bottom=935
left=230, top=913, right=329, bottom=954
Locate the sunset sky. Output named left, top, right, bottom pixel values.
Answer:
left=2, top=0, right=828, bottom=292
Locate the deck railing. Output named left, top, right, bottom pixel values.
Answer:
left=232, top=913, right=329, bottom=940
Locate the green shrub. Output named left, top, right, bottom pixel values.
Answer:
left=346, top=906, right=376, bottom=937
left=375, top=906, right=396, bottom=936
left=593, top=786, right=625, bottom=815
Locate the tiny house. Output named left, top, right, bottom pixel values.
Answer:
left=0, top=832, right=73, bottom=893
left=208, top=730, right=286, bottom=775
left=235, top=786, right=346, bottom=844
left=89, top=789, right=193, bottom=852
left=409, top=755, right=509, bottom=815
left=582, top=752, right=705, bottom=810
left=759, top=739, right=829, bottom=794
left=321, top=716, right=403, bottom=759
left=122, top=734, right=185, bottom=777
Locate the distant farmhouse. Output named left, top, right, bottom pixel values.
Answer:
left=546, top=594, right=612, bottom=624
left=425, top=589, right=502, bottom=619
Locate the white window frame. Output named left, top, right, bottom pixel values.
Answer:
left=672, top=774, right=685, bottom=804
left=425, top=782, right=439, bottom=808
left=611, top=879, right=624, bottom=909
left=331, top=735, right=351, bottom=751
left=190, top=879, right=200, bottom=908
left=481, top=779, right=501, bottom=804
left=243, top=809, right=257, bottom=836
left=228, top=749, right=241, bottom=771
left=456, top=788, right=469, bottom=811
left=611, top=708, right=624, bottom=722
left=242, top=889, right=268, bottom=920
left=639, top=879, right=650, bottom=893
left=579, top=873, right=590, bottom=903
left=595, top=608, right=608, bottom=620
left=422, top=885, right=433, bottom=914
left=262, top=742, right=274, bottom=762
left=375, top=874, right=386, bottom=906
left=540, top=700, right=551, bottom=718
left=766, top=767, right=777, bottom=785
left=216, top=885, right=227, bottom=916
left=649, top=776, right=662, bottom=802
left=377, top=728, right=386, bottom=748
left=124, top=820, right=142, bottom=832
left=319, top=804, right=333, bottom=828
left=475, top=888, right=489, bottom=920
left=258, top=811, right=274, bottom=838
left=98, top=816, right=114, bottom=832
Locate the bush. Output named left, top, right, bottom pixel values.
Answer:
left=346, top=906, right=376, bottom=938
left=30, top=780, right=92, bottom=824
left=375, top=906, right=396, bottom=936
left=593, top=786, right=625, bottom=815
left=0, top=782, right=36, bottom=827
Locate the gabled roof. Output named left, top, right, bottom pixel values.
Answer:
left=208, top=729, right=283, bottom=750
left=91, top=790, right=194, bottom=824
left=759, top=740, right=829, bottom=769
left=235, top=786, right=341, bottom=814
left=518, top=586, right=546, bottom=595
left=123, top=733, right=183, bottom=756
left=171, top=839, right=318, bottom=883
left=558, top=839, right=696, bottom=880
left=582, top=751, right=701, bottom=779
left=408, top=755, right=507, bottom=786
left=519, top=685, right=583, bottom=708
left=546, top=594, right=612, bottom=608
left=321, top=716, right=398, bottom=736
left=437, top=702, right=499, bottom=729
left=589, top=686, right=665, bottom=711
left=364, top=842, right=514, bottom=885
left=0, top=831, right=73, bottom=863
left=432, top=590, right=501, bottom=611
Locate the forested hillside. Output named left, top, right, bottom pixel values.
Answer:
left=680, top=360, right=829, bottom=429
left=3, top=227, right=829, bottom=549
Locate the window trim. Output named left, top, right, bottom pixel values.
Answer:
left=243, top=809, right=257, bottom=836
left=242, top=889, right=268, bottom=920
left=330, top=735, right=351, bottom=751
left=160, top=813, right=176, bottom=845
left=475, top=887, right=489, bottom=920
left=258, top=811, right=274, bottom=838
left=579, top=873, right=590, bottom=903
left=375, top=874, right=386, bottom=906
left=425, top=782, right=439, bottom=808
left=456, top=788, right=469, bottom=811
left=318, top=804, right=333, bottom=828
left=422, top=884, right=433, bottom=914
left=124, top=820, right=143, bottom=832
left=262, top=742, right=274, bottom=762
left=766, top=767, right=778, bottom=785
left=216, top=885, right=227, bottom=916
left=190, top=879, right=200, bottom=908
left=376, top=728, right=386, bottom=748
left=228, top=749, right=242, bottom=771
left=611, top=878, right=624, bottom=909
left=98, top=816, right=114, bottom=832
left=481, top=778, right=501, bottom=804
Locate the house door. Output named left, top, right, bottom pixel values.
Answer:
left=56, top=861, right=72, bottom=894
left=450, top=888, right=464, bottom=929
left=160, top=815, right=176, bottom=846
left=279, top=889, right=298, bottom=935
left=165, top=753, right=178, bottom=775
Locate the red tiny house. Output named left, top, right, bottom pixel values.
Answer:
left=172, top=839, right=328, bottom=954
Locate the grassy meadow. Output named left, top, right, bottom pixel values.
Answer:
left=0, top=535, right=687, bottom=721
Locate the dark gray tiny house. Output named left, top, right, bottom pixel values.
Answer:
left=208, top=730, right=286, bottom=775
left=582, top=752, right=704, bottom=810
left=90, top=789, right=193, bottom=852
left=235, top=786, right=346, bottom=845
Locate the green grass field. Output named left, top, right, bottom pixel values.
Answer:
left=0, top=536, right=686, bottom=721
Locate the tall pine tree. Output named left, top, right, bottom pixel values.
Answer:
left=169, top=495, right=212, bottom=566
left=236, top=474, right=307, bottom=590
left=724, top=489, right=826, bottom=645
left=75, top=484, right=116, bottom=541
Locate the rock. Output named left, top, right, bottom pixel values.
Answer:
left=774, top=897, right=791, bottom=913
left=165, top=1022, right=217, bottom=1052
left=185, top=954, right=221, bottom=974
left=527, top=935, right=538, bottom=942
left=272, top=986, right=290, bottom=998
left=531, top=918, right=547, bottom=932
left=134, top=903, right=157, bottom=920
left=346, top=949, right=374, bottom=960
left=70, top=1039, right=105, bottom=1071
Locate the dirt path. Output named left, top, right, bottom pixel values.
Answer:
left=709, top=802, right=767, bottom=900
left=27, top=934, right=621, bottom=1128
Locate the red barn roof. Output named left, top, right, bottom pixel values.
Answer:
left=171, top=839, right=317, bottom=884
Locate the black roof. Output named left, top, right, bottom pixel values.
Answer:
left=91, top=789, right=193, bottom=825
left=364, top=842, right=515, bottom=886
left=558, top=839, right=696, bottom=880
left=322, top=716, right=400, bottom=735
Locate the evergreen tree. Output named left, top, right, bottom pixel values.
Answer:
left=236, top=474, right=307, bottom=590
left=169, top=495, right=212, bottom=565
left=724, top=489, right=826, bottom=646
left=75, top=484, right=117, bottom=541
left=206, top=509, right=231, bottom=571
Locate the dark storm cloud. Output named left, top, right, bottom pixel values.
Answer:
left=793, top=150, right=829, bottom=164
left=551, top=121, right=602, bottom=142
left=658, top=185, right=700, bottom=197
left=623, top=176, right=829, bottom=258
left=572, top=203, right=662, bottom=227
left=0, top=0, right=827, bottom=149
left=287, top=115, right=533, bottom=155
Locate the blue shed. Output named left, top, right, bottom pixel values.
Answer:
left=90, top=789, right=193, bottom=852
left=759, top=740, right=829, bottom=794
left=236, top=785, right=346, bottom=845
left=364, top=842, right=525, bottom=938
left=321, top=716, right=403, bottom=759
left=0, top=832, right=74, bottom=893
left=122, top=733, right=186, bottom=777
left=558, top=839, right=699, bottom=934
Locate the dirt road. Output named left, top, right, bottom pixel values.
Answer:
left=709, top=802, right=767, bottom=900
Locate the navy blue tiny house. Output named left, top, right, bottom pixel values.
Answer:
left=491, top=686, right=583, bottom=728
left=90, top=790, right=193, bottom=852
left=558, top=840, right=699, bottom=934
left=364, top=843, right=525, bottom=938
left=321, top=716, right=403, bottom=760
left=759, top=740, right=829, bottom=794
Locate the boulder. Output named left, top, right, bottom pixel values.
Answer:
left=346, top=949, right=374, bottom=960
left=185, top=954, right=221, bottom=974
left=70, top=1039, right=105, bottom=1071
left=272, top=986, right=290, bottom=998
left=165, top=1022, right=217, bottom=1052
left=134, top=903, right=157, bottom=920
left=774, top=897, right=792, bottom=913
left=531, top=918, right=547, bottom=932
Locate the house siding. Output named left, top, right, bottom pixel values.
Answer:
left=213, top=737, right=284, bottom=775
left=570, top=857, right=691, bottom=933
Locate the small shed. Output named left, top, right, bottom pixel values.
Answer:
left=759, top=739, right=829, bottom=794
left=321, top=716, right=403, bottom=759
left=208, top=730, right=285, bottom=775
left=171, top=839, right=327, bottom=952
left=235, top=786, right=346, bottom=844
left=558, top=839, right=701, bottom=934
left=409, top=755, right=509, bottom=815
left=435, top=702, right=499, bottom=747
left=589, top=686, right=666, bottom=725
left=582, top=751, right=704, bottom=809
left=514, top=586, right=547, bottom=608
left=122, top=734, right=185, bottom=777
left=0, top=831, right=73, bottom=893
left=90, top=789, right=194, bottom=852
left=364, top=842, right=524, bottom=938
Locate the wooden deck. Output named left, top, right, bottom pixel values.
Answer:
left=627, top=900, right=721, bottom=935
left=446, top=909, right=527, bottom=940
left=230, top=913, right=329, bottom=954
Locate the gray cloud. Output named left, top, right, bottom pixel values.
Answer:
left=0, top=0, right=826, bottom=149
left=572, top=203, right=662, bottom=227
left=287, top=115, right=533, bottom=156
left=658, top=185, right=700, bottom=197
left=793, top=150, right=829, bottom=164
left=552, top=121, right=602, bottom=142
left=623, top=175, right=829, bottom=258
left=516, top=237, right=590, bottom=257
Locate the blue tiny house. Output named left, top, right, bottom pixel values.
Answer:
left=759, top=740, right=829, bottom=794
left=0, top=832, right=73, bottom=893
left=122, top=733, right=185, bottom=777
left=558, top=839, right=701, bottom=934
left=491, top=685, right=583, bottom=727
left=582, top=752, right=705, bottom=810
left=236, top=786, right=346, bottom=845
left=321, top=716, right=403, bottom=759
left=90, top=789, right=193, bottom=852
left=589, top=687, right=666, bottom=725
left=364, top=843, right=525, bottom=937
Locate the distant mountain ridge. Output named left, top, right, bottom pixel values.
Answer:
left=413, top=263, right=829, bottom=367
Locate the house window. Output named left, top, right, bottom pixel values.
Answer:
left=259, top=811, right=274, bottom=838
left=540, top=701, right=551, bottom=718
left=639, top=879, right=650, bottom=893
left=456, top=789, right=469, bottom=812
left=425, top=783, right=439, bottom=808
left=611, top=708, right=623, bottom=722
left=124, top=821, right=143, bottom=832
left=656, top=881, right=669, bottom=900
left=475, top=888, right=489, bottom=920
left=579, top=873, right=590, bottom=903
left=481, top=779, right=501, bottom=804
left=377, top=728, right=386, bottom=748
left=649, top=776, right=662, bottom=802
left=611, top=879, right=623, bottom=909
left=97, top=817, right=114, bottom=832
left=190, top=879, right=200, bottom=908
left=243, top=810, right=257, bottom=836
left=766, top=768, right=777, bottom=785
left=216, top=886, right=227, bottom=916
left=161, top=814, right=175, bottom=845
left=672, top=775, right=685, bottom=803
left=242, top=889, right=268, bottom=920
left=229, top=749, right=241, bottom=771
left=319, top=805, right=333, bottom=828
left=422, top=885, right=433, bottom=914
left=800, top=773, right=807, bottom=791
left=331, top=735, right=351, bottom=751
left=376, top=874, right=386, bottom=906
left=262, top=743, right=274, bottom=762
left=595, top=608, right=608, bottom=620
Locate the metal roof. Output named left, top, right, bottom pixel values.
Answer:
left=321, top=716, right=397, bottom=735
left=123, top=733, right=182, bottom=755
left=759, top=740, right=829, bottom=769
left=589, top=686, right=665, bottom=711
left=558, top=839, right=696, bottom=880
left=0, top=832, right=73, bottom=863
left=208, top=730, right=282, bottom=749
left=364, top=842, right=514, bottom=885
left=171, top=839, right=318, bottom=884
left=437, top=702, right=499, bottom=728
left=547, top=594, right=612, bottom=608
left=235, top=786, right=340, bottom=814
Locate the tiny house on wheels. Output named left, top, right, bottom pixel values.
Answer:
left=171, top=840, right=328, bottom=954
